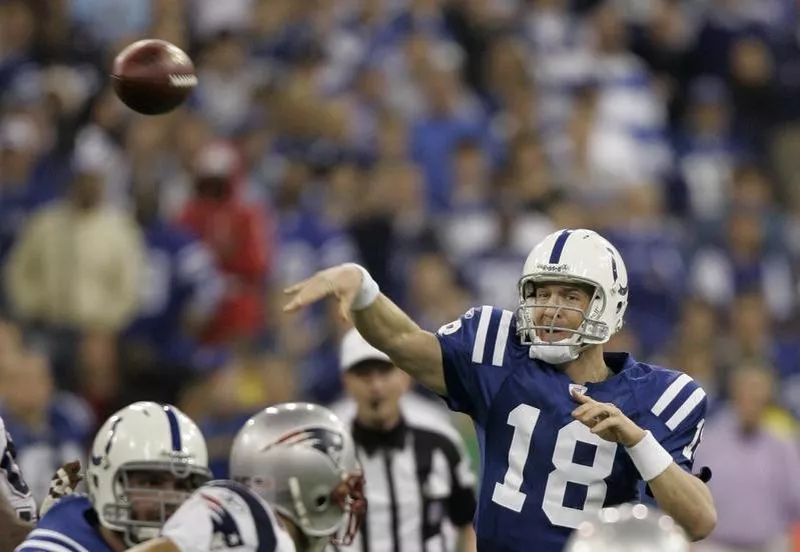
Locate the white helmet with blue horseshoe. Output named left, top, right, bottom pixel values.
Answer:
left=516, top=228, right=629, bottom=364
left=86, top=401, right=211, bottom=545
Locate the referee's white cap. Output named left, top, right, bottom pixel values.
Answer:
left=340, top=328, right=392, bottom=372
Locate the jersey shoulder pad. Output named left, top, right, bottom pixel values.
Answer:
left=18, top=496, right=102, bottom=552
left=635, top=363, right=707, bottom=432
left=35, top=495, right=93, bottom=527
left=436, top=306, right=517, bottom=368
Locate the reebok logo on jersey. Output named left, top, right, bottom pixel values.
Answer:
left=569, top=384, right=587, bottom=397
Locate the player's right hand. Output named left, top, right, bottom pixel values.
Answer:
left=283, top=264, right=363, bottom=321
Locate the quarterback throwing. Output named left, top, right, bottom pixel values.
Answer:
left=284, top=228, right=716, bottom=552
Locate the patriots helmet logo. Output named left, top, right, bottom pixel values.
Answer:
left=265, top=427, right=345, bottom=467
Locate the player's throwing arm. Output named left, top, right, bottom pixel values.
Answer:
left=284, top=263, right=447, bottom=394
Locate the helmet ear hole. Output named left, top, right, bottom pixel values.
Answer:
left=314, top=494, right=329, bottom=511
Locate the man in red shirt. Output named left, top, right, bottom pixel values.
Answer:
left=179, top=141, right=271, bottom=345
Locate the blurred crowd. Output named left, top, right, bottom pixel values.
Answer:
left=2, top=0, right=800, bottom=548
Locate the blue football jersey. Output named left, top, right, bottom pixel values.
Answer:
left=436, top=306, right=708, bottom=552
left=16, top=495, right=112, bottom=552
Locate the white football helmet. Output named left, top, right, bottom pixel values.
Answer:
left=565, top=504, right=690, bottom=552
left=86, top=401, right=211, bottom=546
left=517, top=228, right=629, bottom=364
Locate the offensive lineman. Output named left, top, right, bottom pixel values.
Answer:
left=1, top=415, right=38, bottom=548
left=16, top=401, right=212, bottom=552
left=283, top=228, right=716, bottom=550
left=1, top=457, right=83, bottom=549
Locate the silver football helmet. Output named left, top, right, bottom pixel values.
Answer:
left=229, top=402, right=366, bottom=552
left=565, top=504, right=690, bottom=552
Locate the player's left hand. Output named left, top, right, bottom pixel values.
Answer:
left=571, top=390, right=646, bottom=447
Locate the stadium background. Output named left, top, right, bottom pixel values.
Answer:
left=1, top=0, right=800, bottom=548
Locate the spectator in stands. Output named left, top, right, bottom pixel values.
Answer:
left=410, top=48, right=492, bottom=212
left=120, top=180, right=226, bottom=405
left=0, top=0, right=39, bottom=105
left=0, top=349, right=93, bottom=504
left=603, top=185, right=687, bottom=356
left=0, top=115, right=61, bottom=279
left=690, top=206, right=795, bottom=322
left=695, top=360, right=800, bottom=552
left=3, top=149, right=144, bottom=334
left=718, top=292, right=800, bottom=417
left=179, top=141, right=271, bottom=347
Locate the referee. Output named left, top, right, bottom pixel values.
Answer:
left=331, top=328, right=477, bottom=552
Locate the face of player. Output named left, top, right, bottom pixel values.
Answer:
left=124, top=470, right=199, bottom=523
left=526, top=282, right=593, bottom=342
left=344, top=360, right=410, bottom=430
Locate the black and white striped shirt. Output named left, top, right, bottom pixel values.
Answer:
left=331, top=397, right=477, bottom=552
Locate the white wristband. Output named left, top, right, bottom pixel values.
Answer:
left=346, top=263, right=380, bottom=311
left=625, top=431, right=673, bottom=482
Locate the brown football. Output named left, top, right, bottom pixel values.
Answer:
left=111, top=39, right=197, bottom=116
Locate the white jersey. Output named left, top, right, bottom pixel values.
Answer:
left=161, top=480, right=296, bottom=552
left=0, top=417, right=37, bottom=522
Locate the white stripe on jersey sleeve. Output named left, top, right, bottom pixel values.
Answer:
left=665, top=388, right=706, bottom=431
left=25, top=530, right=90, bottom=552
left=650, top=373, right=693, bottom=416
left=491, top=310, right=513, bottom=367
left=471, top=306, right=492, bottom=363
left=15, top=541, right=76, bottom=552
left=0, top=416, right=7, bottom=451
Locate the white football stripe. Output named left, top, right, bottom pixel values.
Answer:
left=16, top=542, right=77, bottom=552
left=666, top=388, right=706, bottom=430
left=492, top=310, right=513, bottom=367
left=471, top=306, right=492, bottom=363
left=651, top=373, right=693, bottom=416
left=27, top=530, right=89, bottom=552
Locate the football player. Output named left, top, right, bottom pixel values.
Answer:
left=127, top=402, right=366, bottom=552
left=0, top=457, right=82, bottom=549
left=1, top=415, right=37, bottom=519
left=0, top=414, right=37, bottom=549
left=283, top=228, right=717, bottom=551
left=16, top=401, right=211, bottom=552
left=564, top=503, right=690, bottom=552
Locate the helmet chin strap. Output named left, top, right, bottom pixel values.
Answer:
left=529, top=333, right=588, bottom=365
